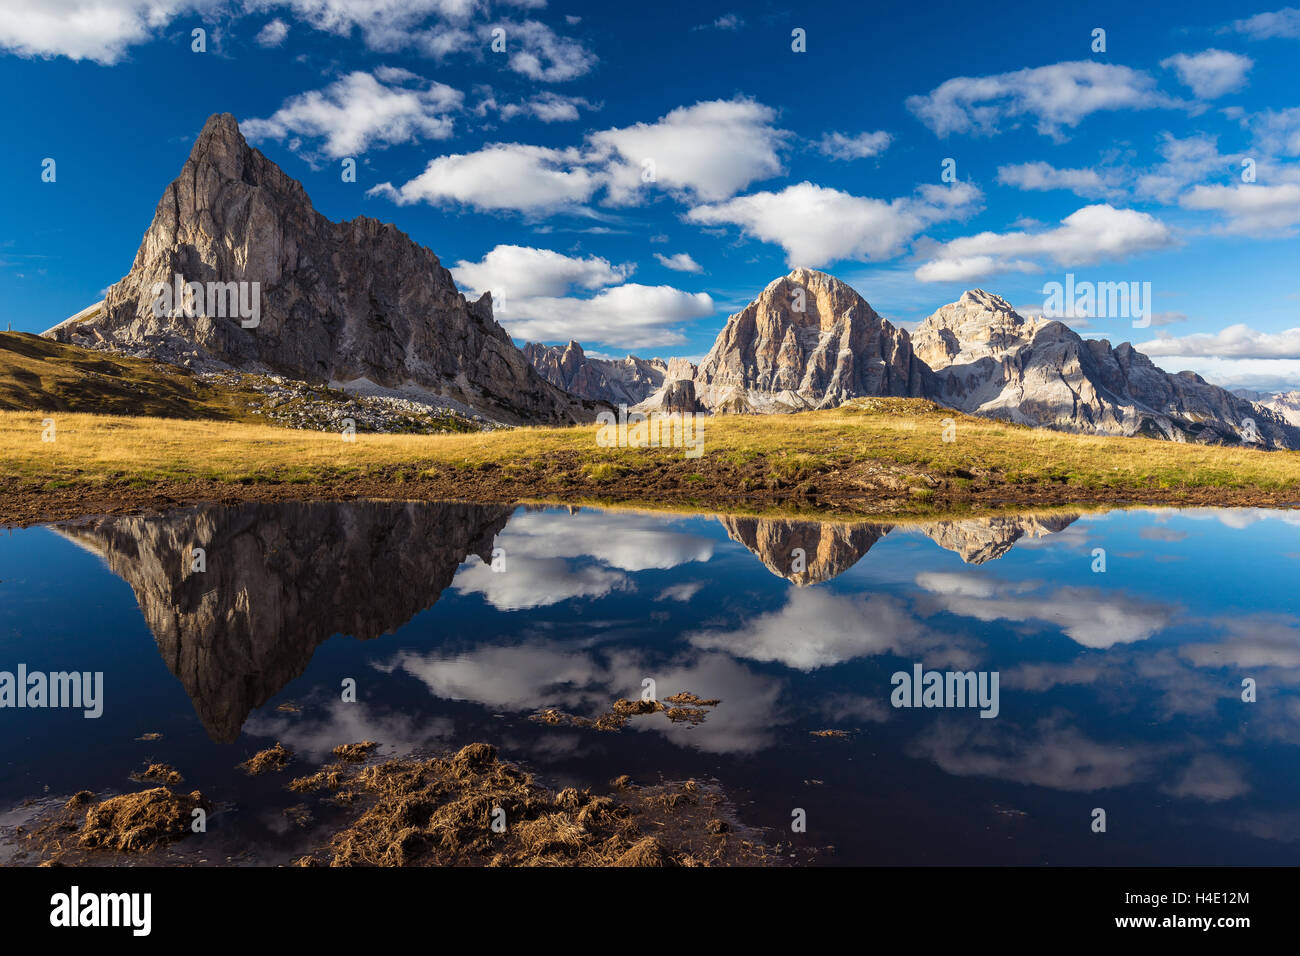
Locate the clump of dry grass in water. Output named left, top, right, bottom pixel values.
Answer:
left=532, top=693, right=723, bottom=733
left=332, top=741, right=378, bottom=763
left=25, top=787, right=210, bottom=861
left=130, top=763, right=184, bottom=785
left=665, top=692, right=721, bottom=707
left=291, top=742, right=781, bottom=867
left=239, top=742, right=292, bottom=774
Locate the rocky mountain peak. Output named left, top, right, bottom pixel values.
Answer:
left=957, top=288, right=1016, bottom=312
left=693, top=268, right=933, bottom=412
left=44, top=112, right=591, bottom=426
left=523, top=340, right=665, bottom=406
left=915, top=288, right=1300, bottom=448
left=913, top=290, right=1037, bottom=371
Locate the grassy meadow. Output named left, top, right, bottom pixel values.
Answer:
left=2, top=397, right=1298, bottom=497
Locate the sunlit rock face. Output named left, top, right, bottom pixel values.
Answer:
left=45, top=113, right=591, bottom=426
left=914, top=290, right=1299, bottom=449
left=694, top=268, right=934, bottom=414
left=1258, top=390, right=1300, bottom=428
left=524, top=340, right=665, bottom=407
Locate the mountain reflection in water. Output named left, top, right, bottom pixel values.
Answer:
left=1, top=501, right=1295, bottom=865
left=53, top=502, right=1078, bottom=739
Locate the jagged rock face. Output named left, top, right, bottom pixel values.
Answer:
left=718, top=517, right=892, bottom=586
left=46, top=113, right=590, bottom=426
left=1259, top=390, right=1300, bottom=427
left=633, top=358, right=702, bottom=413
left=694, top=268, right=933, bottom=413
left=914, top=290, right=1300, bottom=449
left=664, top=357, right=698, bottom=381
left=656, top=379, right=705, bottom=414
left=56, top=500, right=512, bottom=742
left=919, top=513, right=1079, bottom=564
left=523, top=340, right=664, bottom=406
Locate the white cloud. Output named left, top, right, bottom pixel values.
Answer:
left=494, top=91, right=596, bottom=123
left=687, top=181, right=982, bottom=268
left=915, top=256, right=1042, bottom=283
left=592, top=98, right=788, bottom=204
left=915, top=204, right=1175, bottom=282
left=254, top=0, right=483, bottom=37
left=449, top=510, right=714, bottom=610
left=702, top=13, right=743, bottom=30
left=0, top=0, right=206, bottom=64
left=1182, top=613, right=1300, bottom=670
left=687, top=589, right=976, bottom=671
left=243, top=69, right=462, bottom=158
left=447, top=512, right=717, bottom=608
left=451, top=245, right=713, bottom=351
left=495, top=283, right=716, bottom=351
left=500, top=19, right=597, bottom=81
left=1231, top=7, right=1300, bottom=40
left=1138, top=324, right=1300, bottom=360
left=0, top=0, right=595, bottom=74
left=817, top=130, right=892, bottom=160
left=914, top=574, right=1174, bottom=649
left=1160, top=49, right=1253, bottom=99
left=255, top=17, right=289, bottom=46
left=370, top=142, right=598, bottom=212
left=250, top=1, right=576, bottom=73
left=1246, top=107, right=1300, bottom=157
left=656, top=581, right=704, bottom=602
left=997, top=161, right=1121, bottom=200
left=654, top=252, right=703, bottom=273
left=372, top=96, right=790, bottom=214
left=451, top=244, right=631, bottom=299
left=1162, top=754, right=1250, bottom=803
left=906, top=61, right=1180, bottom=139
left=1135, top=133, right=1233, bottom=203
left=1180, top=182, right=1300, bottom=234
left=911, top=717, right=1159, bottom=791
left=1146, top=357, right=1300, bottom=390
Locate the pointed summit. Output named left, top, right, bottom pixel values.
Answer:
left=913, top=290, right=1034, bottom=370
left=957, top=288, right=1017, bottom=312
left=694, top=269, right=933, bottom=412
left=45, top=114, right=591, bottom=425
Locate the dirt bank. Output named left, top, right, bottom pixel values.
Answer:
left=4, top=455, right=1298, bottom=527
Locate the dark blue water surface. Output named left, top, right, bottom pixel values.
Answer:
left=1, top=501, right=1297, bottom=865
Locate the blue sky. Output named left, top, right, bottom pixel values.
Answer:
left=2, top=0, right=1299, bottom=388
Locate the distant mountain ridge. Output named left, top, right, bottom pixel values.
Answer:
left=522, top=340, right=665, bottom=406
left=1258, top=390, right=1300, bottom=427
left=525, top=270, right=1298, bottom=449
left=913, top=290, right=1297, bottom=448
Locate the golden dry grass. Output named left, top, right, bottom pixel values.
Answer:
left=0, top=331, right=264, bottom=420
left=2, top=397, right=1298, bottom=495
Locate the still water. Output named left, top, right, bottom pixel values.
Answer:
left=1, top=501, right=1297, bottom=865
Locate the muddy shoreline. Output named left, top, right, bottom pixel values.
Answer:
left=9, top=741, right=796, bottom=868
left=4, top=470, right=1299, bottom=527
